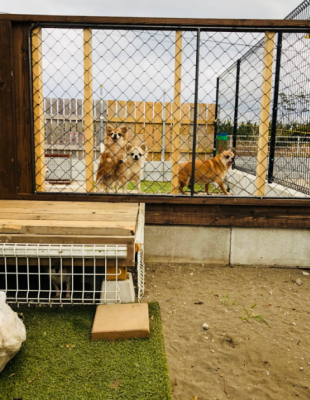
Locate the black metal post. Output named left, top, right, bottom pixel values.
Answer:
left=213, top=77, right=220, bottom=157
left=190, top=29, right=200, bottom=197
left=267, top=32, right=282, bottom=184
left=232, top=58, right=241, bottom=169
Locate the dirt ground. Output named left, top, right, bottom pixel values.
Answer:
left=143, top=264, right=310, bottom=400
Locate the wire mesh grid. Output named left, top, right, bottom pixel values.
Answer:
left=0, top=243, right=135, bottom=306
left=30, top=22, right=310, bottom=198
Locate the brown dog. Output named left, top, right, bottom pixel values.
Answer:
left=178, top=146, right=236, bottom=195
left=96, top=124, right=128, bottom=192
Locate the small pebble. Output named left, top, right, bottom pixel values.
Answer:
left=292, top=322, right=296, bottom=326
left=203, top=323, right=210, bottom=330
left=302, top=271, right=309, bottom=276
left=296, top=279, right=303, bottom=286
left=211, top=350, right=214, bottom=353
left=300, top=367, right=304, bottom=371
left=266, top=371, right=270, bottom=376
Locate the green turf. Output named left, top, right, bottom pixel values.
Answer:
left=0, top=302, right=171, bottom=400
left=128, top=180, right=220, bottom=194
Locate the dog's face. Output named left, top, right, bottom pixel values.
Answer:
left=126, top=143, right=147, bottom=161
left=218, top=146, right=236, bottom=168
left=106, top=124, right=128, bottom=143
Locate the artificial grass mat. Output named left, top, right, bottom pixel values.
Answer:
left=0, top=302, right=171, bottom=400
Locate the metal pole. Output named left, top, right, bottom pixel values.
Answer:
left=232, top=58, right=241, bottom=169
left=190, top=29, right=200, bottom=197
left=100, top=85, right=104, bottom=145
left=213, top=77, right=220, bottom=157
left=297, top=136, right=300, bottom=157
left=267, top=32, right=282, bottom=184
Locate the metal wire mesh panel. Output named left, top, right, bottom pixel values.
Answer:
left=30, top=23, right=310, bottom=198
left=0, top=243, right=137, bottom=306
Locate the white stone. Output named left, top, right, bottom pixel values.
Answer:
left=203, top=323, right=210, bottom=330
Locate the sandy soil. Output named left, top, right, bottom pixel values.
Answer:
left=143, top=264, right=310, bottom=400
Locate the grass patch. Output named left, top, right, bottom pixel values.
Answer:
left=0, top=302, right=171, bottom=400
left=127, top=180, right=220, bottom=194
left=241, top=304, right=271, bottom=328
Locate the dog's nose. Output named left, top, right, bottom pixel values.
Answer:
left=134, top=155, right=139, bottom=160
left=231, top=157, right=235, bottom=162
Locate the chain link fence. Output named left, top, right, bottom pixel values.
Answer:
left=30, top=20, right=310, bottom=198
left=217, top=0, right=310, bottom=196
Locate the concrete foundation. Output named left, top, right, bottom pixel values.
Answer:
left=145, top=225, right=310, bottom=268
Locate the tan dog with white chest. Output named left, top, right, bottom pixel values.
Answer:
left=178, top=146, right=236, bottom=195
left=115, top=143, right=148, bottom=193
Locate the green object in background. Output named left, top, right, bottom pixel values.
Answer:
left=216, top=132, right=228, bottom=154
left=0, top=303, right=171, bottom=400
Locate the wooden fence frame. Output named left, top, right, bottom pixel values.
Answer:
left=1, top=14, right=310, bottom=229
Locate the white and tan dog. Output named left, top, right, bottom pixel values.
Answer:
left=115, top=143, right=148, bottom=193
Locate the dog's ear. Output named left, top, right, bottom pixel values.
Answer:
left=106, top=124, right=113, bottom=134
left=119, top=126, right=128, bottom=135
left=218, top=144, right=224, bottom=153
left=126, top=143, right=133, bottom=152
left=140, top=143, right=147, bottom=153
left=231, top=147, right=236, bottom=155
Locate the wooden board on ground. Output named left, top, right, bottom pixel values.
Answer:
left=92, top=303, right=150, bottom=340
left=0, top=200, right=139, bottom=268
left=0, top=201, right=139, bottom=236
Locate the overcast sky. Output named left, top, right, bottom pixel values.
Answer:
left=0, top=0, right=304, bottom=19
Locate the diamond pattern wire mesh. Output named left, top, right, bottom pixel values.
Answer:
left=31, top=24, right=310, bottom=198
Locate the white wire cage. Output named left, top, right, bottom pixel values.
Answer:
left=0, top=241, right=144, bottom=306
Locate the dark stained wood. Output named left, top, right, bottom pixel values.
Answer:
left=145, top=203, right=310, bottom=229
left=0, top=20, right=16, bottom=195
left=0, top=192, right=309, bottom=207
left=11, top=22, right=33, bottom=194
left=0, top=15, right=310, bottom=30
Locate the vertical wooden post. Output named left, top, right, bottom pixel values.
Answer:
left=255, top=31, right=275, bottom=196
left=32, top=27, right=45, bottom=192
left=171, top=31, right=182, bottom=194
left=84, top=28, right=94, bottom=193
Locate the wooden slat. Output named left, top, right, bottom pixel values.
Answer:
left=0, top=219, right=135, bottom=235
left=145, top=101, right=153, bottom=150
left=32, top=27, right=45, bottom=191
left=145, top=203, right=310, bottom=229
left=2, top=15, right=310, bottom=29
left=117, top=100, right=126, bottom=121
left=108, top=100, right=117, bottom=121
left=83, top=28, right=94, bottom=193
left=0, top=21, right=16, bottom=195
left=171, top=31, right=182, bottom=194
left=255, top=32, right=275, bottom=197
left=153, top=102, right=163, bottom=151
left=51, top=98, right=58, bottom=146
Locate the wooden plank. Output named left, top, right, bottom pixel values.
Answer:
left=171, top=31, right=182, bottom=194
left=145, top=101, right=153, bottom=150
left=84, top=28, right=94, bottom=192
left=32, top=27, right=45, bottom=192
left=10, top=22, right=33, bottom=195
left=0, top=212, right=139, bottom=221
left=255, top=32, right=275, bottom=197
left=0, top=219, right=136, bottom=236
left=0, top=21, right=16, bottom=196
left=2, top=15, right=310, bottom=29
left=145, top=203, right=310, bottom=229
left=117, top=100, right=126, bottom=121
left=153, top=102, right=163, bottom=152
left=0, top=200, right=139, bottom=210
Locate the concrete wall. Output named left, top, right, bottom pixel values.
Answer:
left=145, top=225, right=310, bottom=268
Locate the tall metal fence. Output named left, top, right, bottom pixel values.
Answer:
left=217, top=0, right=310, bottom=195
left=30, top=20, right=310, bottom=198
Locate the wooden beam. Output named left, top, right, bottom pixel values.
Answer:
left=171, top=31, right=182, bottom=194
left=1, top=15, right=310, bottom=30
left=32, top=27, right=46, bottom=192
left=255, top=31, right=275, bottom=197
left=84, top=28, right=94, bottom=193
left=0, top=21, right=16, bottom=195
